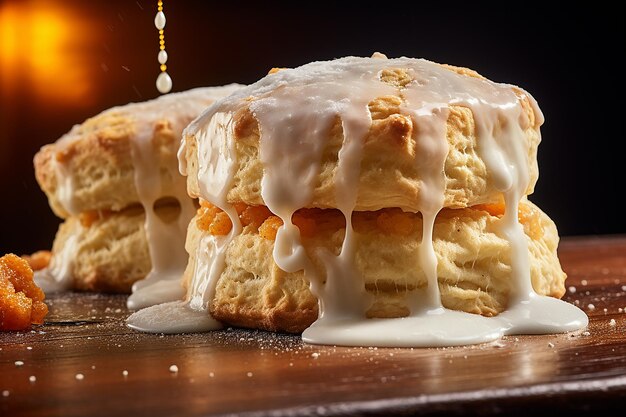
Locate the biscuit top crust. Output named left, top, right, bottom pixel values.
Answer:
left=36, top=85, right=243, bottom=218
left=181, top=57, right=543, bottom=212
left=58, top=85, right=242, bottom=150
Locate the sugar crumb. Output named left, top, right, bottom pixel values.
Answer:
left=169, top=365, right=179, bottom=373
left=2, top=390, right=9, bottom=397
left=75, top=373, right=84, bottom=381
left=581, top=279, right=588, bottom=286
left=588, top=303, right=596, bottom=311
left=609, top=319, right=616, bottom=327
left=568, top=286, right=576, bottom=294
left=122, top=370, right=128, bottom=377
left=14, top=361, right=24, bottom=367
left=548, top=342, right=555, bottom=348
left=29, top=376, right=36, bottom=383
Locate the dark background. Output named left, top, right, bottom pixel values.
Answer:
left=0, top=0, right=624, bottom=255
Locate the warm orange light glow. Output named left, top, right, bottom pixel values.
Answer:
left=0, top=1, right=96, bottom=103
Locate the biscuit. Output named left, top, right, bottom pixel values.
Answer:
left=35, top=86, right=242, bottom=292
left=171, top=56, right=577, bottom=341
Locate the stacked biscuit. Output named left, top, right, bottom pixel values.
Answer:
left=178, top=56, right=567, bottom=333
left=34, top=86, right=241, bottom=293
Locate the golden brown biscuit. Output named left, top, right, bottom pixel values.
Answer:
left=175, top=56, right=571, bottom=338
left=35, top=86, right=242, bottom=293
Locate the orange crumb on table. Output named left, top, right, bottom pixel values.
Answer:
left=1, top=254, right=48, bottom=331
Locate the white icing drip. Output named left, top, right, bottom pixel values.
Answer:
left=54, top=157, right=79, bottom=217
left=128, top=111, right=242, bottom=331
left=34, top=234, right=78, bottom=293
left=127, top=300, right=220, bottom=334
left=126, top=87, right=241, bottom=310
left=157, top=57, right=587, bottom=346
left=404, top=107, right=450, bottom=313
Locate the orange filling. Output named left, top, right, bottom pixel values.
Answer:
left=0, top=254, right=49, bottom=331
left=474, top=202, right=542, bottom=240
left=79, top=210, right=114, bottom=228
left=198, top=200, right=417, bottom=239
left=197, top=200, right=543, bottom=241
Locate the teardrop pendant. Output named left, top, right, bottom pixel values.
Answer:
left=156, top=72, right=172, bottom=94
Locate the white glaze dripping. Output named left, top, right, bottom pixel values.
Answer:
left=34, top=234, right=78, bottom=293
left=34, top=159, right=80, bottom=292
left=150, top=57, right=587, bottom=345
left=123, top=86, right=242, bottom=310
left=127, top=111, right=241, bottom=331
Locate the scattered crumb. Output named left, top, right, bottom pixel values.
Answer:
left=582, top=331, right=591, bottom=336
left=246, top=372, right=253, bottom=377
left=75, top=373, right=84, bottom=381
left=29, top=376, right=36, bottom=383
left=622, top=286, right=626, bottom=292
left=588, top=304, right=596, bottom=311
left=609, top=319, right=616, bottom=327
left=26, top=346, right=32, bottom=350
left=568, top=286, right=576, bottom=294
left=548, top=342, right=555, bottom=348
left=2, top=390, right=9, bottom=397
left=619, top=308, right=623, bottom=313
left=581, top=279, right=588, bottom=286
left=169, top=365, right=179, bottom=373
left=14, top=361, right=24, bottom=367
left=311, top=352, right=320, bottom=359
left=122, top=370, right=128, bottom=377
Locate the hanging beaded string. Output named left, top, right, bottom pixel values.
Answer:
left=155, top=1, right=172, bottom=94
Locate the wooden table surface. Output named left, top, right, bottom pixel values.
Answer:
left=2, top=236, right=626, bottom=416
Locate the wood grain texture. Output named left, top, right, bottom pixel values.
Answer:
left=1, top=236, right=626, bottom=416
